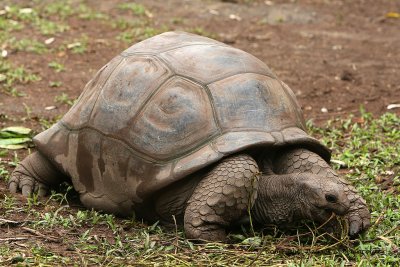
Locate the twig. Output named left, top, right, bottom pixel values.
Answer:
left=22, top=226, right=61, bottom=243
left=247, top=236, right=269, bottom=267
left=0, top=218, right=24, bottom=226
left=0, top=237, right=28, bottom=242
left=360, top=224, right=400, bottom=244
left=278, top=213, right=337, bottom=244
left=172, top=215, right=179, bottom=254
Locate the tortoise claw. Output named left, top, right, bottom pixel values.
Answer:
left=8, top=171, right=49, bottom=197
left=346, top=196, right=371, bottom=236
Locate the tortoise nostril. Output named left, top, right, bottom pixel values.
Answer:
left=325, top=194, right=338, bottom=203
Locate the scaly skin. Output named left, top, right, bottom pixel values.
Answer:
left=8, top=151, right=64, bottom=197
left=273, top=148, right=371, bottom=236
left=184, top=154, right=259, bottom=241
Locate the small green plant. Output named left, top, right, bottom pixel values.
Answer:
left=187, top=27, right=216, bottom=38
left=48, top=61, right=65, bottom=73
left=77, top=3, right=109, bottom=20
left=111, top=18, right=146, bottom=31
left=2, top=5, right=69, bottom=35
left=66, top=36, right=88, bottom=54
left=55, top=93, right=75, bottom=106
left=49, top=81, right=62, bottom=87
left=0, top=16, right=24, bottom=31
left=1, top=195, right=16, bottom=211
left=35, top=19, right=69, bottom=35
left=117, top=27, right=166, bottom=43
left=118, top=3, right=147, bottom=16
left=171, top=17, right=185, bottom=25
left=44, top=0, right=74, bottom=19
left=0, top=61, right=41, bottom=94
left=10, top=38, right=48, bottom=54
left=39, top=116, right=60, bottom=130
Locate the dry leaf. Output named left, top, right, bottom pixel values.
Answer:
left=386, top=12, right=400, bottom=18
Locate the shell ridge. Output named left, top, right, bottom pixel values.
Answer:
left=203, top=84, right=223, bottom=133
left=84, top=57, right=125, bottom=126
left=122, top=42, right=228, bottom=57
left=205, top=71, right=276, bottom=86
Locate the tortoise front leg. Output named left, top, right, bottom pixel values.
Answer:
left=184, top=154, right=259, bottom=241
left=273, top=148, right=371, bottom=236
left=9, top=151, right=67, bottom=197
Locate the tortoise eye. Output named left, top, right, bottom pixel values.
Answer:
left=325, top=194, right=338, bottom=203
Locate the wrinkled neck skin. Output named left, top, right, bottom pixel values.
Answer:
left=251, top=174, right=311, bottom=225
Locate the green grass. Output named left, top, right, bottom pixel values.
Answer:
left=8, top=37, right=48, bottom=54
left=0, top=60, right=41, bottom=96
left=117, top=3, right=147, bottom=16
left=54, top=92, right=76, bottom=106
left=0, top=112, right=398, bottom=266
left=48, top=61, right=65, bottom=73
left=117, top=25, right=168, bottom=43
left=64, top=35, right=89, bottom=54
left=1, top=5, right=69, bottom=36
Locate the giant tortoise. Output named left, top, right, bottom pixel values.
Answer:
left=9, top=31, right=370, bottom=241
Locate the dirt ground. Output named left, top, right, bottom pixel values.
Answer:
left=1, top=0, right=399, bottom=127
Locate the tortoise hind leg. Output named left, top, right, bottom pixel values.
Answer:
left=8, top=151, right=67, bottom=197
left=184, top=154, right=259, bottom=241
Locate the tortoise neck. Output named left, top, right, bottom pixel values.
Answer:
left=251, top=174, right=300, bottom=224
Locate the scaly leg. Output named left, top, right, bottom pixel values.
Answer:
left=9, top=151, right=67, bottom=196
left=184, top=154, right=259, bottom=241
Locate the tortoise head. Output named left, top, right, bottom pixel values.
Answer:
left=252, top=173, right=351, bottom=225
left=293, top=173, right=351, bottom=222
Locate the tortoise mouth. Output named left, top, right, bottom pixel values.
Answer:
left=331, top=204, right=350, bottom=216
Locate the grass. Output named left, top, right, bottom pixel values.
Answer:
left=64, top=35, right=89, bottom=54
left=117, top=3, right=147, bottom=16
left=0, top=112, right=398, bottom=266
left=117, top=26, right=166, bottom=43
left=8, top=38, right=48, bottom=54
left=0, top=60, right=40, bottom=96
left=2, top=5, right=69, bottom=36
left=54, top=93, right=75, bottom=106
left=48, top=61, right=65, bottom=73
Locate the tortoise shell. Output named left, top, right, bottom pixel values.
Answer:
left=34, top=31, right=330, bottom=212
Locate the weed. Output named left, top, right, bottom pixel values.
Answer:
left=2, top=4, right=69, bottom=35
left=49, top=81, right=62, bottom=87
left=111, top=18, right=146, bottom=31
left=35, top=19, right=69, bottom=36
left=118, top=3, right=147, bottom=16
left=48, top=61, right=65, bottom=73
left=77, top=3, right=109, bottom=20
left=0, top=60, right=40, bottom=94
left=8, top=37, right=48, bottom=54
left=44, top=1, right=74, bottom=19
left=0, top=16, right=24, bottom=31
left=187, top=27, right=216, bottom=38
left=54, top=93, right=75, bottom=106
left=171, top=17, right=185, bottom=25
left=117, top=27, right=166, bottom=43
left=66, top=35, right=88, bottom=54
left=39, top=116, right=60, bottom=130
